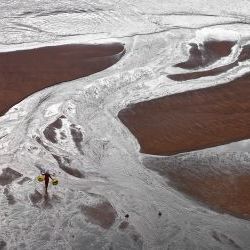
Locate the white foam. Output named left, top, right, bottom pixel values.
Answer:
left=44, top=103, right=62, bottom=118
left=191, top=27, right=241, bottom=44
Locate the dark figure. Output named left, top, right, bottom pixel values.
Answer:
left=158, top=211, right=162, bottom=217
left=125, top=214, right=129, bottom=219
left=41, top=171, right=53, bottom=194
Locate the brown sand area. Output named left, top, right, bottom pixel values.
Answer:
left=120, top=41, right=250, bottom=219
left=118, top=72, right=250, bottom=155
left=169, top=42, right=250, bottom=81
left=0, top=43, right=125, bottom=116
left=145, top=157, right=250, bottom=220
left=169, top=61, right=238, bottom=81
left=171, top=172, right=250, bottom=219
left=175, top=40, right=235, bottom=69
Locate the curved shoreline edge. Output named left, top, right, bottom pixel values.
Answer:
left=0, top=42, right=125, bottom=116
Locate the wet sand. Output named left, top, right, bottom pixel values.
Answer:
left=0, top=43, right=125, bottom=116
left=118, top=72, right=250, bottom=155
left=169, top=61, right=238, bottom=81
left=0, top=167, right=22, bottom=186
left=175, top=40, right=235, bottom=69
left=169, top=42, right=250, bottom=81
left=144, top=157, right=250, bottom=219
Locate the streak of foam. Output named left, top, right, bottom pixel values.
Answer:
left=192, top=27, right=241, bottom=43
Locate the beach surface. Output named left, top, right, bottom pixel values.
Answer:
left=1, top=0, right=250, bottom=249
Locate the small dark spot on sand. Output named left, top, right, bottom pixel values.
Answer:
left=125, top=214, right=129, bottom=218
left=158, top=211, right=162, bottom=216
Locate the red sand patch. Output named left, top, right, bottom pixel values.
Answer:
left=150, top=163, right=250, bottom=219
left=168, top=61, right=238, bottom=81
left=0, top=43, right=125, bottom=116
left=144, top=156, right=250, bottom=219
left=169, top=41, right=250, bottom=81
left=118, top=72, right=250, bottom=155
left=175, top=40, right=235, bottom=69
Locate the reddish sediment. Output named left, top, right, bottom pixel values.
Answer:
left=174, top=173, right=250, bottom=219
left=169, top=42, right=250, bottom=81
left=118, top=72, right=250, bottom=155
left=0, top=43, right=125, bottom=116
left=146, top=160, right=250, bottom=219
left=169, top=61, right=238, bottom=81
left=238, top=44, right=250, bottom=61
left=175, top=40, right=235, bottom=69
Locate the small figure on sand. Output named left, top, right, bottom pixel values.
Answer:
left=37, top=170, right=58, bottom=194
left=42, top=170, right=53, bottom=194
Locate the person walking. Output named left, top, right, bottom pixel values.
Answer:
left=41, top=170, right=54, bottom=194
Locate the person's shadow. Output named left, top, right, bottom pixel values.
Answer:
left=43, top=192, right=52, bottom=208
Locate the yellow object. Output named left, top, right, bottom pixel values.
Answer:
left=52, top=179, right=59, bottom=185
left=37, top=175, right=44, bottom=182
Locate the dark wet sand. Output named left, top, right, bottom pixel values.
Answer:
left=80, top=201, right=117, bottom=229
left=118, top=72, right=250, bottom=155
left=43, top=116, right=63, bottom=143
left=0, top=43, right=125, bottom=116
left=169, top=61, right=238, bottom=81
left=44, top=115, right=84, bottom=154
left=146, top=158, right=250, bottom=220
left=169, top=42, right=250, bottom=81
left=175, top=40, right=235, bottom=69
left=0, top=167, right=22, bottom=186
